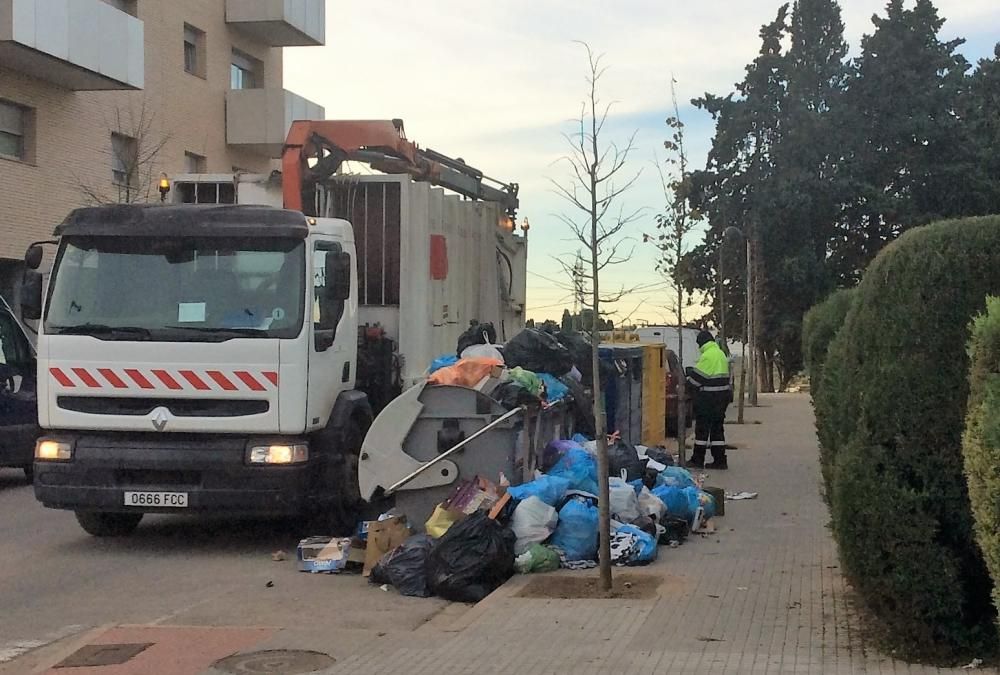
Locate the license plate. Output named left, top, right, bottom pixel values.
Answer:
left=123, top=491, right=188, bottom=508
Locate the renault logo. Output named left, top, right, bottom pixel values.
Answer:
left=151, top=407, right=169, bottom=432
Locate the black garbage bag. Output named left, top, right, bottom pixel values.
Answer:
left=630, top=514, right=658, bottom=538
left=560, top=376, right=596, bottom=437
left=492, top=381, right=541, bottom=411
left=660, top=515, right=690, bottom=545
left=644, top=446, right=675, bottom=467
left=554, top=331, right=594, bottom=383
left=457, top=322, right=497, bottom=356
left=425, top=512, right=516, bottom=603
left=370, top=534, right=435, bottom=598
left=607, top=441, right=647, bottom=481
left=503, top=329, right=574, bottom=375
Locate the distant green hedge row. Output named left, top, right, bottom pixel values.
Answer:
left=815, top=216, right=1000, bottom=661
left=802, top=288, right=855, bottom=493
left=962, top=297, right=1000, bottom=646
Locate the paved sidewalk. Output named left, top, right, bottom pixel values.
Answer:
left=319, top=394, right=991, bottom=675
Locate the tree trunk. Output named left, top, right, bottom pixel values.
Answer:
left=590, top=125, right=612, bottom=593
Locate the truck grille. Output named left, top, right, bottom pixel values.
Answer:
left=57, top=396, right=269, bottom=418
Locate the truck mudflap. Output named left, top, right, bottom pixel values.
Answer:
left=33, top=433, right=323, bottom=516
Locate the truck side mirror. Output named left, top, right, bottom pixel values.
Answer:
left=21, top=270, right=42, bottom=321
left=24, top=244, right=43, bottom=270
left=325, top=251, right=351, bottom=301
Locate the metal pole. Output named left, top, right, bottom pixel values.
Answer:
left=385, top=407, right=524, bottom=494
left=718, top=246, right=726, bottom=348
left=747, top=237, right=758, bottom=407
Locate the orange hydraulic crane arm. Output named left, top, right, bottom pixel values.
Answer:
left=281, top=119, right=519, bottom=217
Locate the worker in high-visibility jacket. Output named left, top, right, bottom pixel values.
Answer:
left=685, top=330, right=733, bottom=470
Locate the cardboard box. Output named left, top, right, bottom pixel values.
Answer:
left=297, top=537, right=353, bottom=574
left=362, top=516, right=412, bottom=577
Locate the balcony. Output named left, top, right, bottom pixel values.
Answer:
left=0, top=0, right=143, bottom=90
left=226, top=88, right=325, bottom=157
left=225, top=0, right=325, bottom=47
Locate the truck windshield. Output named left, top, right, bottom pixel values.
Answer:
left=44, top=236, right=305, bottom=341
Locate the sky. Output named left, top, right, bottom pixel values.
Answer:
left=284, top=0, right=999, bottom=326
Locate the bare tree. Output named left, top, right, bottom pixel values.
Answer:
left=74, top=96, right=172, bottom=205
left=646, top=77, right=703, bottom=467
left=550, top=43, right=641, bottom=592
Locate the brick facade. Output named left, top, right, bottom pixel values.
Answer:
left=0, top=0, right=291, bottom=300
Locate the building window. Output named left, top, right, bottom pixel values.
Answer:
left=184, top=24, right=206, bottom=78
left=230, top=49, right=262, bottom=90
left=111, top=133, right=137, bottom=187
left=184, top=151, right=206, bottom=173
left=102, top=0, right=137, bottom=17
left=0, top=100, right=31, bottom=162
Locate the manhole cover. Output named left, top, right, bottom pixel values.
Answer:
left=212, top=650, right=335, bottom=674
left=56, top=643, right=153, bottom=668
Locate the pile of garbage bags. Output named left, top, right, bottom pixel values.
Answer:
left=425, top=327, right=597, bottom=428
left=368, top=438, right=720, bottom=599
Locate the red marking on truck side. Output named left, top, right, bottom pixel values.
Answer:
left=125, top=369, right=155, bottom=389
left=207, top=371, right=238, bottom=391
left=50, top=368, right=75, bottom=388
left=98, top=368, right=128, bottom=389
left=180, top=370, right=211, bottom=391
left=153, top=369, right=182, bottom=390
left=72, top=368, right=101, bottom=388
left=234, top=371, right=265, bottom=391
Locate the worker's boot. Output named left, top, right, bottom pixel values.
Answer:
left=706, top=453, right=728, bottom=471
left=688, top=450, right=706, bottom=469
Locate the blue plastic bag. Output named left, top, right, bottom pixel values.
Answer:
left=571, top=433, right=591, bottom=444
left=652, top=485, right=695, bottom=521
left=507, top=475, right=571, bottom=507
left=538, top=373, right=569, bottom=402
left=429, top=354, right=459, bottom=374
left=614, top=523, right=658, bottom=565
left=658, top=466, right=696, bottom=489
left=547, top=447, right=599, bottom=495
left=551, top=497, right=599, bottom=561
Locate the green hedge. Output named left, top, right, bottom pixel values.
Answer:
left=803, top=288, right=854, bottom=493
left=802, top=288, right=854, bottom=397
left=823, top=216, right=1000, bottom=661
left=962, top=297, right=1000, bottom=643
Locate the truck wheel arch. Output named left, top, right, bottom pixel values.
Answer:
left=327, top=391, right=373, bottom=439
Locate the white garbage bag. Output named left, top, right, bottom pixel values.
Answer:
left=637, top=486, right=667, bottom=521
left=511, top=496, right=558, bottom=555
left=609, top=477, right=641, bottom=523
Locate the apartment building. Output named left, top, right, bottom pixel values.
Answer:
left=0, top=0, right=326, bottom=306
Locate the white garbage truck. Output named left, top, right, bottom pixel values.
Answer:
left=22, top=119, right=526, bottom=536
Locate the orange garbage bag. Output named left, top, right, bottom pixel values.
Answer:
left=428, top=358, right=503, bottom=387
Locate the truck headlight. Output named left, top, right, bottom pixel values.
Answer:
left=248, top=444, right=309, bottom=465
left=36, top=439, right=73, bottom=461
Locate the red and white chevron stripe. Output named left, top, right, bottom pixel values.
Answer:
left=49, top=367, right=279, bottom=393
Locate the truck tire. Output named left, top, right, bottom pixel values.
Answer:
left=326, top=415, right=370, bottom=536
left=75, top=511, right=143, bottom=537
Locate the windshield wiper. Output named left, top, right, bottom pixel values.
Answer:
left=50, top=324, right=152, bottom=339
left=164, top=326, right=265, bottom=337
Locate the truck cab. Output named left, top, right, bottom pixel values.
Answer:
left=24, top=204, right=371, bottom=536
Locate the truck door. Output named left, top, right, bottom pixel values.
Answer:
left=0, top=304, right=37, bottom=465
left=306, top=239, right=355, bottom=429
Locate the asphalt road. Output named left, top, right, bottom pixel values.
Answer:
left=0, top=468, right=452, bottom=668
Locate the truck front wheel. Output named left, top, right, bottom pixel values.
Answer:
left=75, top=511, right=143, bottom=537
left=324, top=416, right=370, bottom=535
